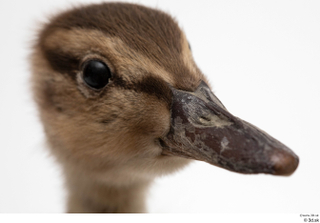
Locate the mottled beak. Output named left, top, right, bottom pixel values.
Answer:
left=161, top=81, right=299, bottom=176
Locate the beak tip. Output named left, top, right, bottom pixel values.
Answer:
left=271, top=152, right=299, bottom=176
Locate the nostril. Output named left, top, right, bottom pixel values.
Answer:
left=199, top=116, right=211, bottom=122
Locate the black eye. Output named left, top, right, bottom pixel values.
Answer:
left=188, top=42, right=191, bottom=51
left=82, top=60, right=111, bottom=89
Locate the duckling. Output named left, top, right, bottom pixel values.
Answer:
left=31, top=2, right=299, bottom=213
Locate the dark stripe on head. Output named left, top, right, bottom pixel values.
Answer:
left=46, top=3, right=182, bottom=54
left=37, top=3, right=203, bottom=93
left=39, top=3, right=182, bottom=76
left=43, top=48, right=79, bottom=80
left=112, top=75, right=172, bottom=108
left=135, top=75, right=172, bottom=107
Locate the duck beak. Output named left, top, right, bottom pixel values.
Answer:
left=161, top=81, right=299, bottom=176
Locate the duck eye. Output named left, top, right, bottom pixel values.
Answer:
left=188, top=42, right=191, bottom=51
left=82, top=60, right=111, bottom=89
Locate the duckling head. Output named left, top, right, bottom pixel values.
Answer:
left=31, top=3, right=299, bottom=187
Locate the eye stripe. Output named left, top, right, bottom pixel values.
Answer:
left=135, top=75, right=172, bottom=106
left=112, top=75, right=172, bottom=108
left=42, top=43, right=172, bottom=106
left=43, top=48, right=79, bottom=80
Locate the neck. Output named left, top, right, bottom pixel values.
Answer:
left=63, top=164, right=152, bottom=213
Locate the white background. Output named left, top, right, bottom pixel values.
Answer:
left=0, top=0, right=319, bottom=214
